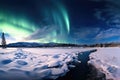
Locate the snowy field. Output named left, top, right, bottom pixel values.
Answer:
left=0, top=47, right=94, bottom=80
left=89, top=47, right=120, bottom=80
left=1, top=47, right=119, bottom=80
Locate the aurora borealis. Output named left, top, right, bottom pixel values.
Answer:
left=0, top=0, right=70, bottom=43
left=0, top=0, right=120, bottom=44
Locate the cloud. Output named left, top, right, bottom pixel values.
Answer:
left=95, top=28, right=120, bottom=39
left=72, top=26, right=120, bottom=43
left=73, top=27, right=100, bottom=38
left=89, top=0, right=120, bottom=43
left=25, top=25, right=57, bottom=40
left=72, top=27, right=100, bottom=44
left=93, top=0, right=120, bottom=28
left=92, top=28, right=120, bottom=43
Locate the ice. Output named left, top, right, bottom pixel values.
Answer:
left=0, top=47, right=94, bottom=80
left=89, top=47, right=120, bottom=80
left=48, top=60, right=63, bottom=68
left=51, top=68, right=64, bottom=75
left=33, top=69, right=51, bottom=79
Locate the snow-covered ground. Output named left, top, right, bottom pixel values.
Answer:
left=89, top=47, right=120, bottom=80
left=1, top=47, right=119, bottom=80
left=0, top=47, right=94, bottom=80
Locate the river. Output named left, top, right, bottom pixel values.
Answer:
left=56, top=49, right=97, bottom=80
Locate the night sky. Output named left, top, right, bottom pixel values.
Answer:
left=0, top=0, right=120, bottom=44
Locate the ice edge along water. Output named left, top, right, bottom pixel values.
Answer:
left=88, top=47, right=120, bottom=80
left=0, top=47, right=119, bottom=80
left=0, top=48, right=95, bottom=80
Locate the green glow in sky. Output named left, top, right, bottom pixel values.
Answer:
left=0, top=1, right=70, bottom=43
left=0, top=12, right=35, bottom=42
left=60, top=5, right=70, bottom=33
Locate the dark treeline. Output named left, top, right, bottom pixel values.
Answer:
left=82, top=42, right=120, bottom=47
left=0, top=42, right=120, bottom=48
left=1, top=42, right=80, bottom=48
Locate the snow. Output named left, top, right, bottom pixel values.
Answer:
left=89, top=47, right=120, bottom=80
left=0, top=47, right=93, bottom=80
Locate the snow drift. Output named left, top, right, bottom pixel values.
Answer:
left=89, top=47, right=120, bottom=80
left=0, top=48, right=93, bottom=80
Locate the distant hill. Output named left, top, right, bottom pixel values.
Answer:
left=7, top=42, right=44, bottom=47
left=6, top=42, right=79, bottom=47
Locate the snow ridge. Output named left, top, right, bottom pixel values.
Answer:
left=0, top=48, right=81, bottom=80
left=89, top=47, right=120, bottom=80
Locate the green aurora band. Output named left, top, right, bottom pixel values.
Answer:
left=0, top=1, right=70, bottom=43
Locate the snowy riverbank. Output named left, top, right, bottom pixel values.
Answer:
left=0, top=48, right=95, bottom=80
left=89, top=47, right=120, bottom=80
left=0, top=47, right=119, bottom=80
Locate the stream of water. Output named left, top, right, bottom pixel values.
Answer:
left=56, top=49, right=97, bottom=80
